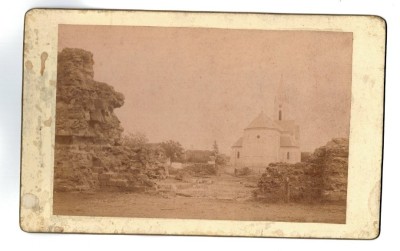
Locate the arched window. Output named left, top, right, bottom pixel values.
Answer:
left=237, top=151, right=240, bottom=159
left=287, top=152, right=290, bottom=160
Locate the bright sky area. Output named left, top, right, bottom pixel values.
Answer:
left=59, top=25, right=352, bottom=154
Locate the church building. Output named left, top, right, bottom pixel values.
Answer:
left=230, top=79, right=301, bottom=169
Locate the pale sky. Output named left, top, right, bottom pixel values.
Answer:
left=59, top=25, right=353, bottom=154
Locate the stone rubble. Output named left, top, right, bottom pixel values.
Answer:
left=256, top=138, right=349, bottom=203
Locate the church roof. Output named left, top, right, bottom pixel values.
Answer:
left=232, top=137, right=243, bottom=148
left=245, top=111, right=281, bottom=130
left=280, top=134, right=298, bottom=147
left=276, top=120, right=296, bottom=134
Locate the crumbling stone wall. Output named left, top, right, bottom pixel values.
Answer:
left=317, top=138, right=349, bottom=202
left=56, top=48, right=125, bottom=144
left=256, top=138, right=348, bottom=203
left=257, top=162, right=322, bottom=202
left=54, top=48, right=164, bottom=192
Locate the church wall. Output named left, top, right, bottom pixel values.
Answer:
left=230, top=147, right=243, bottom=166
left=242, top=128, right=280, bottom=167
left=279, top=147, right=301, bottom=163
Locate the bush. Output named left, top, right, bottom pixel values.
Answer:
left=234, top=167, right=252, bottom=176
left=184, top=150, right=213, bottom=163
left=178, top=163, right=217, bottom=177
left=122, top=132, right=148, bottom=148
left=215, top=154, right=229, bottom=166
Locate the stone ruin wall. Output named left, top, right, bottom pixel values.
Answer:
left=257, top=138, right=349, bottom=203
left=54, top=48, right=164, bottom=192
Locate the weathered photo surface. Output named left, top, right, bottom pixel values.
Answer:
left=53, top=25, right=352, bottom=223
left=20, top=10, right=385, bottom=238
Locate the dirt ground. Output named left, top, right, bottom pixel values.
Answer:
left=53, top=167, right=346, bottom=223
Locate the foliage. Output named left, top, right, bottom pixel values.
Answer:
left=212, top=140, right=219, bottom=156
left=180, top=163, right=217, bottom=177
left=160, top=140, right=185, bottom=162
left=184, top=150, right=213, bottom=163
left=234, top=167, right=252, bottom=176
left=120, top=132, right=167, bottom=169
left=122, top=132, right=148, bottom=148
left=211, top=140, right=228, bottom=166
left=301, top=152, right=312, bottom=162
left=215, top=154, right=228, bottom=166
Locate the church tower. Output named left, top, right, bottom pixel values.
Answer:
left=274, top=75, right=288, bottom=121
left=231, top=73, right=301, bottom=170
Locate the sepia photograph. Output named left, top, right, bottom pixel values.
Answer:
left=19, top=10, right=385, bottom=238
left=53, top=25, right=352, bottom=223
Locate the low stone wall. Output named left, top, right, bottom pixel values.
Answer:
left=256, top=138, right=348, bottom=203
left=318, top=138, right=349, bottom=202
left=258, top=162, right=322, bottom=202
left=54, top=144, right=166, bottom=192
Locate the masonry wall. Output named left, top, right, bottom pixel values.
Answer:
left=54, top=48, right=166, bottom=193
left=256, top=138, right=349, bottom=203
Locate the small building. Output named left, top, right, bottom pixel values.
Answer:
left=231, top=79, right=301, bottom=169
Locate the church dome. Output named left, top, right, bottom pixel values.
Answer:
left=245, top=111, right=281, bottom=130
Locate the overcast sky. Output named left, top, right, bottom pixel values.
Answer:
left=59, top=25, right=352, bottom=154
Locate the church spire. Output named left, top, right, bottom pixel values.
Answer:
left=274, top=74, right=288, bottom=121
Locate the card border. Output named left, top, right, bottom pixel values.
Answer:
left=19, top=9, right=386, bottom=239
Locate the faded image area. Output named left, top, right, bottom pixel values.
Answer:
left=53, top=24, right=352, bottom=223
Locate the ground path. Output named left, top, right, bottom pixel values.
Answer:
left=54, top=166, right=346, bottom=223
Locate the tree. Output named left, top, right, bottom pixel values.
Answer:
left=215, top=154, right=228, bottom=166
left=212, top=140, right=219, bottom=156
left=212, top=140, right=227, bottom=166
left=160, top=140, right=184, bottom=163
left=122, top=132, right=148, bottom=148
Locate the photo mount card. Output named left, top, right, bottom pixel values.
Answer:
left=20, top=9, right=385, bottom=239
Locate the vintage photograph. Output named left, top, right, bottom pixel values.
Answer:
left=52, top=24, right=352, bottom=223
